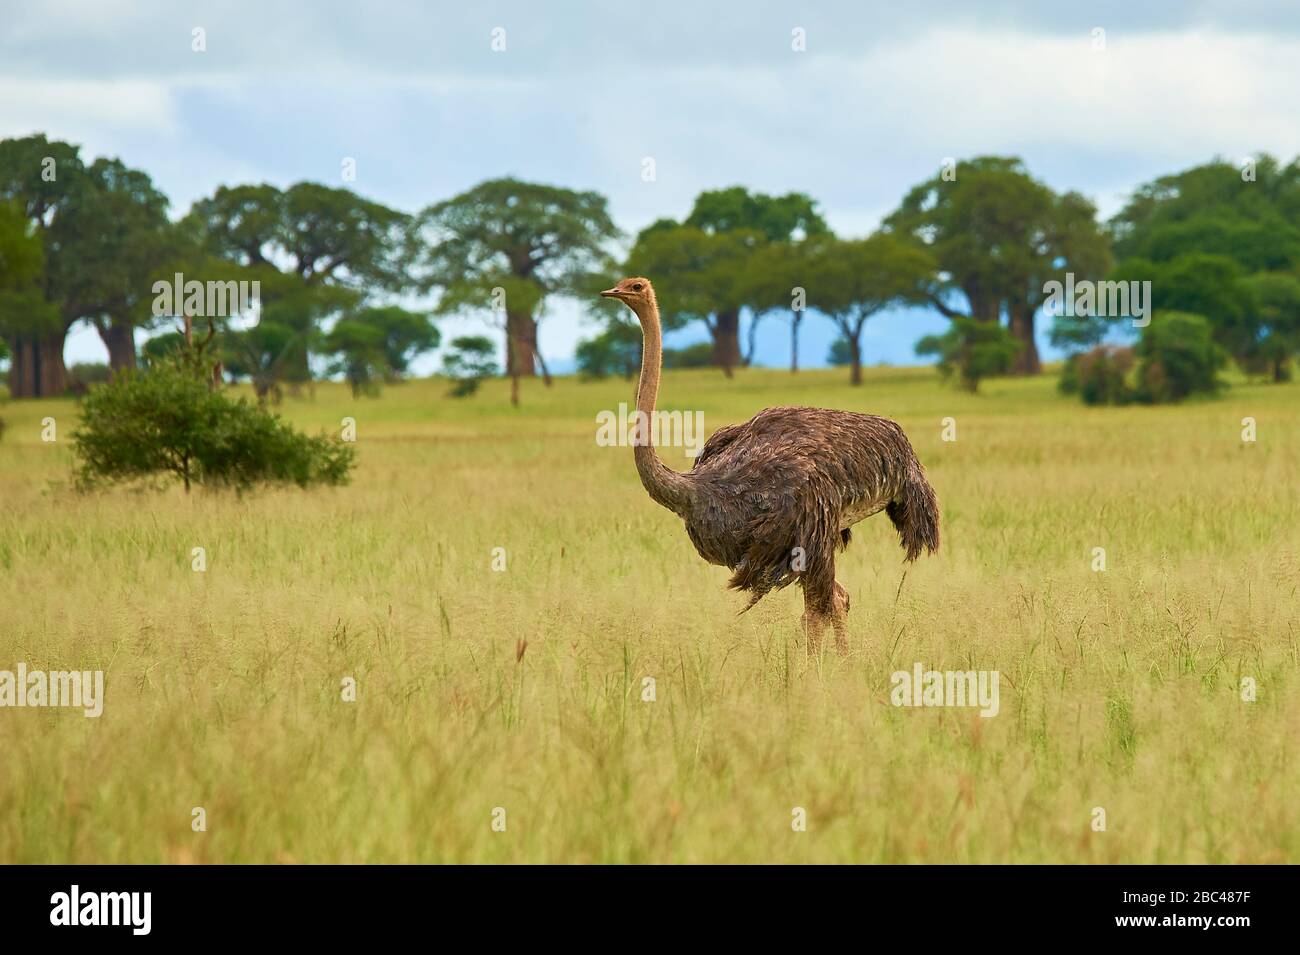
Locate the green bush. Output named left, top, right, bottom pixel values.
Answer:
left=662, top=342, right=713, bottom=370
left=575, top=324, right=639, bottom=380
left=73, top=364, right=354, bottom=492
left=1134, top=311, right=1227, bottom=403
left=1060, top=345, right=1136, bottom=405
left=67, top=362, right=111, bottom=395
left=916, top=317, right=1021, bottom=392
left=442, top=335, right=498, bottom=397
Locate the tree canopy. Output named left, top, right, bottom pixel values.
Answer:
left=416, top=177, right=619, bottom=402
left=885, top=156, right=1111, bottom=373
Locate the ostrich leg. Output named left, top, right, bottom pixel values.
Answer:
left=830, top=581, right=851, bottom=654
left=801, top=596, right=829, bottom=655
left=801, top=562, right=850, bottom=657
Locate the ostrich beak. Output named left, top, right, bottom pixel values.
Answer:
left=599, top=287, right=622, bottom=298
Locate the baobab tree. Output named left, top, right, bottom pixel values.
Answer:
left=415, top=178, right=619, bottom=404
left=885, top=156, right=1109, bottom=374
left=627, top=187, right=828, bottom=376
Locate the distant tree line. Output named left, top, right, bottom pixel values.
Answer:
left=3, top=133, right=1298, bottom=405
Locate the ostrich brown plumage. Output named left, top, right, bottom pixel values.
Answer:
left=600, top=276, right=940, bottom=654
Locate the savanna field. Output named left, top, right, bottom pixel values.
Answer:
left=1, top=366, right=1297, bottom=864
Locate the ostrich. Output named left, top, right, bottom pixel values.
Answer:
left=600, top=276, right=940, bottom=654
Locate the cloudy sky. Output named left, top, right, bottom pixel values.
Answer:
left=4, top=0, right=1299, bottom=371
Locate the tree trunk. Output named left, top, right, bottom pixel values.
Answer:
left=504, top=325, right=524, bottom=408
left=743, top=311, right=761, bottom=367
left=529, top=327, right=553, bottom=387
left=790, top=312, right=801, bottom=373
left=710, top=308, right=741, bottom=378
left=962, top=284, right=1000, bottom=323
left=99, top=320, right=138, bottom=374
left=7, top=329, right=68, bottom=398
left=505, top=310, right=537, bottom=378
left=849, top=335, right=863, bottom=386
left=1009, top=306, right=1041, bottom=375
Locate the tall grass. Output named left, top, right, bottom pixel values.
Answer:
left=0, top=366, right=1296, bottom=862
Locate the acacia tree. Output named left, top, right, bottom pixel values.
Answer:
left=621, top=221, right=755, bottom=377
left=886, top=156, right=1109, bottom=374
left=322, top=305, right=440, bottom=396
left=802, top=234, right=936, bottom=384
left=747, top=237, right=828, bottom=373
left=415, top=178, right=618, bottom=404
left=626, top=188, right=828, bottom=375
left=183, top=181, right=410, bottom=390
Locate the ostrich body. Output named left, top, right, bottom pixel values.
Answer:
left=601, top=277, right=940, bottom=654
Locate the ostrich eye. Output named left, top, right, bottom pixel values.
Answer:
left=631, top=283, right=643, bottom=291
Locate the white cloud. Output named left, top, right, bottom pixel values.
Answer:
left=0, top=79, right=180, bottom=141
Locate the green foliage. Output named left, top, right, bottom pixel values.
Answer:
left=322, top=306, right=440, bottom=397
left=1110, top=156, right=1300, bottom=272
left=802, top=233, right=937, bottom=383
left=141, top=331, right=187, bottom=367
left=1048, top=310, right=1113, bottom=353
left=1109, top=157, right=1300, bottom=376
left=827, top=337, right=853, bottom=366
left=67, top=362, right=111, bottom=393
left=442, top=335, right=498, bottom=397
left=575, top=323, right=639, bottom=380
left=1241, top=271, right=1300, bottom=381
left=614, top=188, right=830, bottom=373
left=622, top=224, right=756, bottom=333
left=0, top=139, right=173, bottom=374
left=73, top=363, right=354, bottom=492
left=1133, top=312, right=1228, bottom=403
left=418, top=178, right=619, bottom=301
left=180, top=181, right=410, bottom=393
left=0, top=199, right=58, bottom=340
left=186, top=182, right=410, bottom=290
left=222, top=320, right=310, bottom=404
left=916, top=317, right=1021, bottom=392
left=886, top=156, right=1112, bottom=327
left=663, top=342, right=714, bottom=369
left=1059, top=346, right=1136, bottom=405
left=684, top=186, right=829, bottom=242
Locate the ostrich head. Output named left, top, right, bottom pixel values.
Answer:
left=600, top=277, right=655, bottom=314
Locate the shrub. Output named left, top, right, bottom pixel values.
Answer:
left=662, top=342, right=713, bottom=369
left=67, top=362, right=111, bottom=396
left=1059, top=345, right=1136, bottom=405
left=827, top=337, right=853, bottom=367
left=73, top=364, right=354, bottom=492
left=576, top=325, right=639, bottom=380
left=916, top=317, right=1021, bottom=392
left=442, top=336, right=498, bottom=397
left=1134, top=311, right=1227, bottom=403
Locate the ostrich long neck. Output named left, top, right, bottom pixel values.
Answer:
left=631, top=294, right=694, bottom=515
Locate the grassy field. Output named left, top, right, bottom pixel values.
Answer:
left=1, top=365, right=1297, bottom=863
